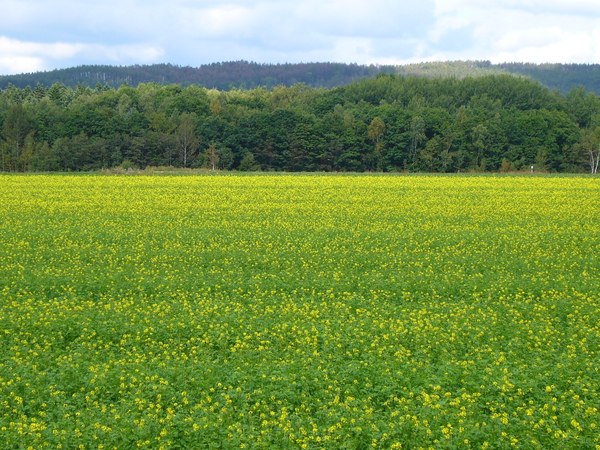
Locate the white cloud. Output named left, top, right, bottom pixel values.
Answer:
left=0, top=0, right=600, bottom=74
left=491, top=30, right=600, bottom=64
left=0, top=36, right=164, bottom=75
left=295, top=0, right=435, bottom=38
left=426, top=0, right=600, bottom=63
left=193, top=5, right=254, bottom=38
left=0, top=56, right=45, bottom=75
left=497, top=0, right=600, bottom=15
left=0, top=37, right=85, bottom=73
left=0, top=37, right=80, bottom=59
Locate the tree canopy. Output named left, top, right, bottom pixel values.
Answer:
left=1, top=74, right=598, bottom=173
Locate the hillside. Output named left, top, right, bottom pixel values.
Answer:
left=1, top=60, right=599, bottom=94
left=497, top=62, right=600, bottom=94
left=0, top=62, right=387, bottom=91
left=3, top=71, right=599, bottom=174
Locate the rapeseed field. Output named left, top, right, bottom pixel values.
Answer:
left=0, top=174, right=599, bottom=449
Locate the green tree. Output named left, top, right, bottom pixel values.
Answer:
left=534, top=148, right=549, bottom=173
left=471, top=123, right=489, bottom=170
left=176, top=113, right=199, bottom=167
left=579, top=127, right=600, bottom=174
left=1, top=104, right=32, bottom=171
left=29, top=141, right=58, bottom=171
left=216, top=145, right=234, bottom=170
left=590, top=145, right=600, bottom=174
left=238, top=152, right=260, bottom=171
left=368, top=117, right=386, bottom=170
left=205, top=143, right=219, bottom=170
left=47, top=83, right=69, bottom=106
left=409, top=115, right=426, bottom=169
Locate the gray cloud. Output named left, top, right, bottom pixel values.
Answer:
left=0, top=0, right=599, bottom=75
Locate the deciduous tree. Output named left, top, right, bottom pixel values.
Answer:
left=176, top=113, right=199, bottom=167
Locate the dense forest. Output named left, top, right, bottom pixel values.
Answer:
left=1, top=73, right=600, bottom=173
left=0, top=62, right=390, bottom=91
left=3, top=60, right=600, bottom=94
left=497, top=62, right=600, bottom=95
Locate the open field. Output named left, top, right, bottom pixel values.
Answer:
left=0, top=174, right=599, bottom=448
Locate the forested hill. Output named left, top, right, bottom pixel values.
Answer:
left=0, top=62, right=387, bottom=91
left=2, top=73, right=600, bottom=174
left=2, top=60, right=600, bottom=94
left=498, top=63, right=600, bottom=95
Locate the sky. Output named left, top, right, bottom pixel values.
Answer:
left=1, top=0, right=600, bottom=75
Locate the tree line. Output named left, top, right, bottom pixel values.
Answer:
left=5, top=61, right=600, bottom=95
left=1, top=73, right=600, bottom=173
left=0, top=62, right=386, bottom=91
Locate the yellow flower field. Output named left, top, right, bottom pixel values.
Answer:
left=0, top=174, right=599, bottom=448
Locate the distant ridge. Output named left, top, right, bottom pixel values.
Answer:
left=0, top=62, right=385, bottom=91
left=1, top=60, right=599, bottom=94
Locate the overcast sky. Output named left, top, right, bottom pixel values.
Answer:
left=1, top=0, right=600, bottom=75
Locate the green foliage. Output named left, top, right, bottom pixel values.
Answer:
left=0, top=175, right=599, bottom=447
left=4, top=60, right=600, bottom=95
left=1, top=72, right=599, bottom=173
left=0, top=62, right=381, bottom=91
left=238, top=152, right=260, bottom=171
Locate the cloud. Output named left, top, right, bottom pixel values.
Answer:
left=295, top=0, right=435, bottom=39
left=425, top=0, right=600, bottom=63
left=0, top=37, right=84, bottom=73
left=497, top=0, right=600, bottom=16
left=0, top=0, right=599, bottom=75
left=0, top=56, right=45, bottom=75
left=434, top=0, right=600, bottom=15
left=0, top=36, right=164, bottom=75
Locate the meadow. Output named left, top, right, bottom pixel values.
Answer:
left=0, top=174, right=599, bottom=449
